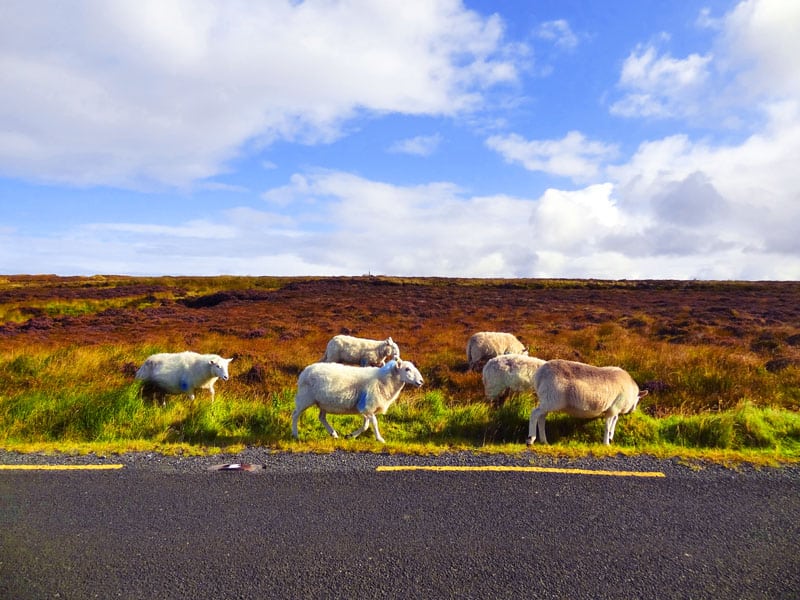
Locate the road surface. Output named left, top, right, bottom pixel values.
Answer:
left=1, top=451, right=798, bottom=599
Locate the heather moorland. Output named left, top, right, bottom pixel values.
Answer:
left=1, top=275, right=798, bottom=462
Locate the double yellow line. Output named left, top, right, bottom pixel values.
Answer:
left=377, top=465, right=666, bottom=478
left=0, top=464, right=124, bottom=471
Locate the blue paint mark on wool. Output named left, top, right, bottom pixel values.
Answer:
left=180, top=377, right=190, bottom=392
left=357, top=390, right=368, bottom=413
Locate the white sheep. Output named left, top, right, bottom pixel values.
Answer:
left=292, top=359, right=424, bottom=443
left=466, top=331, right=527, bottom=371
left=135, top=351, right=233, bottom=404
left=482, top=354, right=547, bottom=404
left=321, top=334, right=400, bottom=367
left=526, top=359, right=648, bottom=446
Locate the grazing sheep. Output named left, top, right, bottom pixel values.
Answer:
left=526, top=359, right=648, bottom=446
left=321, top=334, right=400, bottom=367
left=135, top=351, right=233, bottom=404
left=466, top=331, right=527, bottom=371
left=292, top=359, right=424, bottom=443
left=482, top=354, right=547, bottom=404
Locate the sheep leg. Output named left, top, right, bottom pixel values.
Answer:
left=368, top=415, right=385, bottom=443
left=537, top=412, right=548, bottom=444
left=604, top=414, right=619, bottom=445
left=497, top=388, right=510, bottom=405
left=318, top=410, right=339, bottom=438
left=526, top=407, right=548, bottom=445
left=291, top=407, right=303, bottom=440
left=347, top=416, right=371, bottom=440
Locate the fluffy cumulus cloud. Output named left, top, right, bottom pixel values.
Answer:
left=6, top=170, right=537, bottom=277
left=486, top=131, right=618, bottom=181
left=610, top=44, right=712, bottom=119
left=2, top=0, right=799, bottom=280
left=718, top=0, right=800, bottom=100
left=479, top=0, right=800, bottom=279
left=609, top=106, right=800, bottom=268
left=599, top=0, right=800, bottom=279
left=611, top=0, right=800, bottom=121
left=0, top=0, right=515, bottom=188
left=259, top=170, right=540, bottom=276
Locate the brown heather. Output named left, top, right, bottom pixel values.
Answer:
left=0, top=275, right=798, bottom=457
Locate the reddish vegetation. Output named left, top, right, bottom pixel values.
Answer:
left=1, top=275, right=798, bottom=412
left=1, top=276, right=797, bottom=346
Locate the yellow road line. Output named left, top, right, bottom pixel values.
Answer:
left=0, top=464, right=125, bottom=471
left=376, top=465, right=665, bottom=478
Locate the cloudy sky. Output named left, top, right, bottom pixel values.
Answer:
left=1, top=0, right=799, bottom=279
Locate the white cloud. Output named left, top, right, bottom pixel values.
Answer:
left=3, top=154, right=800, bottom=279
left=610, top=44, right=712, bottom=118
left=388, top=134, right=443, bottom=157
left=3, top=0, right=800, bottom=281
left=535, top=19, right=579, bottom=51
left=612, top=0, right=800, bottom=122
left=529, top=183, right=629, bottom=252
left=486, top=131, right=618, bottom=181
left=0, top=0, right=516, bottom=189
left=606, top=98, right=800, bottom=269
left=83, top=220, right=238, bottom=239
left=718, top=0, right=800, bottom=100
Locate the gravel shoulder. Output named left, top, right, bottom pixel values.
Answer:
left=1, top=447, right=798, bottom=481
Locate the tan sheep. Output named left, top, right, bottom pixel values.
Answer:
left=466, top=331, right=527, bottom=371
left=527, top=359, right=648, bottom=445
left=482, top=354, right=547, bottom=404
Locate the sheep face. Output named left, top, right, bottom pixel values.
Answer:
left=209, top=357, right=233, bottom=381
left=624, top=389, right=649, bottom=414
left=393, top=360, right=424, bottom=388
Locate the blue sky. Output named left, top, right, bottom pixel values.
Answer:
left=1, top=0, right=799, bottom=279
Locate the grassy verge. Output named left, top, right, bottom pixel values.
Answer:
left=1, top=383, right=798, bottom=467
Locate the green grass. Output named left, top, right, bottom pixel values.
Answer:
left=1, top=275, right=799, bottom=466
left=1, top=375, right=798, bottom=465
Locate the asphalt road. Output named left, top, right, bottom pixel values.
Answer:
left=1, top=451, right=798, bottom=599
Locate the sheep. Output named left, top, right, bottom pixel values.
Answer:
left=466, top=331, right=527, bottom=371
left=482, top=354, right=547, bottom=404
left=321, top=334, right=400, bottom=367
left=526, top=359, right=648, bottom=446
left=292, top=359, right=424, bottom=443
left=135, top=351, right=233, bottom=404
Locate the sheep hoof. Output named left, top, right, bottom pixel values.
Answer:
left=525, top=437, right=534, bottom=446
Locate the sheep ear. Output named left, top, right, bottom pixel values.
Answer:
left=638, top=389, right=649, bottom=398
